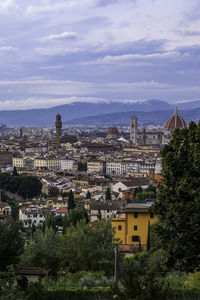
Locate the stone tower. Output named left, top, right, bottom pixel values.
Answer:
left=130, top=116, right=138, bottom=144
left=55, top=113, right=62, bottom=139
left=20, top=127, right=23, bottom=139
left=142, top=127, right=146, bottom=146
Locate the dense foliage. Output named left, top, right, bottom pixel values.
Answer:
left=153, top=122, right=200, bottom=272
left=62, top=208, right=89, bottom=233
left=60, top=219, right=118, bottom=275
left=19, top=219, right=118, bottom=276
left=0, top=173, right=42, bottom=199
left=0, top=221, right=24, bottom=271
left=78, top=161, right=87, bottom=172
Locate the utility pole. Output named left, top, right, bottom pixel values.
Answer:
left=114, top=247, right=118, bottom=286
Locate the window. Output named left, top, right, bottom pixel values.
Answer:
left=132, top=235, right=139, bottom=242
left=150, top=212, right=154, bottom=219
left=118, top=225, right=122, bottom=231
left=134, top=212, right=138, bottom=218
left=134, top=225, right=138, bottom=231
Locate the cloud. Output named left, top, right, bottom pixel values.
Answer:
left=40, top=65, right=64, bottom=70
left=27, top=0, right=119, bottom=15
left=35, top=47, right=81, bottom=56
left=84, top=0, right=118, bottom=7
left=0, top=0, right=18, bottom=14
left=83, top=51, right=182, bottom=65
left=39, top=32, right=77, bottom=42
left=1, top=0, right=200, bottom=107
left=0, top=46, right=17, bottom=52
left=0, top=96, right=108, bottom=110
left=27, top=3, right=69, bottom=15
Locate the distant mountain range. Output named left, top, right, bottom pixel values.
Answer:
left=0, top=99, right=200, bottom=126
left=65, top=108, right=200, bottom=126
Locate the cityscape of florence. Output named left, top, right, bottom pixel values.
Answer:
left=1, top=1, right=200, bottom=299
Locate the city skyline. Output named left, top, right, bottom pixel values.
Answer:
left=0, top=0, right=200, bottom=110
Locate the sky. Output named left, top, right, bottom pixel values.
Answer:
left=0, top=0, right=200, bottom=110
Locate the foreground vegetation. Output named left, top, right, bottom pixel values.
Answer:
left=1, top=122, right=200, bottom=299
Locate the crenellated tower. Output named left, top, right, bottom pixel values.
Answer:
left=55, top=113, right=62, bottom=139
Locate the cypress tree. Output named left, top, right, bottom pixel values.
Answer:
left=68, top=190, right=76, bottom=210
left=106, top=188, right=111, bottom=201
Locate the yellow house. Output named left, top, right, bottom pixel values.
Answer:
left=112, top=201, right=158, bottom=252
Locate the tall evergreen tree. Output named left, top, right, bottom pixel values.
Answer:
left=12, top=167, right=18, bottom=176
left=68, top=190, right=76, bottom=210
left=146, top=221, right=150, bottom=251
left=105, top=188, right=111, bottom=201
left=153, top=122, right=200, bottom=272
left=86, top=190, right=91, bottom=199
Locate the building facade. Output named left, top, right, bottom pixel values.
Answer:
left=87, top=160, right=106, bottom=174
left=112, top=201, right=158, bottom=252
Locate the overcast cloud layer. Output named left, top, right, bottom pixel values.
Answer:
left=0, top=0, right=200, bottom=109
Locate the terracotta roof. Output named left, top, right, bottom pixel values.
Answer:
left=107, top=127, right=120, bottom=135
left=154, top=174, right=163, bottom=182
left=56, top=208, right=68, bottom=213
left=165, top=107, right=187, bottom=131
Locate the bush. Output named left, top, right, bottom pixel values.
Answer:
left=26, top=286, right=113, bottom=300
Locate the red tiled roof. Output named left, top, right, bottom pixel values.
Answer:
left=165, top=108, right=187, bottom=130
left=107, top=127, right=120, bottom=135
left=56, top=208, right=68, bottom=213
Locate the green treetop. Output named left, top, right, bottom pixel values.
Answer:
left=153, top=122, right=200, bottom=272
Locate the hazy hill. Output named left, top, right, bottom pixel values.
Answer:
left=65, top=108, right=200, bottom=126
left=0, top=99, right=199, bottom=126
left=0, top=100, right=172, bottom=126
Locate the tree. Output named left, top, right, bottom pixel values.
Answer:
left=153, top=122, right=200, bottom=272
left=122, top=251, right=167, bottom=299
left=20, top=227, right=63, bottom=276
left=134, top=191, right=155, bottom=202
left=0, top=174, right=42, bottom=199
left=86, top=190, right=91, bottom=199
left=68, top=190, right=75, bottom=210
left=12, top=167, right=18, bottom=176
left=45, top=214, right=56, bottom=231
left=146, top=185, right=156, bottom=194
left=0, top=221, right=24, bottom=271
left=62, top=208, right=88, bottom=233
left=60, top=219, right=119, bottom=275
left=0, top=266, right=25, bottom=300
left=105, top=188, right=111, bottom=201
left=146, top=221, right=151, bottom=251
left=133, top=186, right=143, bottom=198
left=78, top=161, right=87, bottom=172
left=18, top=176, right=42, bottom=199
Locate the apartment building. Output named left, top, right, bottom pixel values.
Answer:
left=87, top=160, right=106, bottom=174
